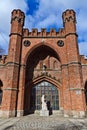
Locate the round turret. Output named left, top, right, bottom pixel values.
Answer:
left=10, top=9, right=25, bottom=35
left=8, top=9, right=25, bottom=63
left=62, top=9, right=76, bottom=33
left=62, top=9, right=76, bottom=24
left=11, top=9, right=25, bottom=26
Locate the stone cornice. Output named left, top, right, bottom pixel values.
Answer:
left=61, top=61, right=81, bottom=68
left=0, top=62, right=26, bottom=67
left=9, top=33, right=22, bottom=37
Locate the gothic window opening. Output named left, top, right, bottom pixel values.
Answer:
left=0, top=80, right=3, bottom=105
left=30, top=81, right=59, bottom=111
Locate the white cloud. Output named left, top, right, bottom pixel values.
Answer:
left=0, top=0, right=28, bottom=54
left=0, top=0, right=87, bottom=56
left=79, top=42, right=87, bottom=56
left=26, top=0, right=87, bottom=32
left=26, top=0, right=87, bottom=55
left=0, top=33, right=9, bottom=54
left=33, top=14, right=59, bottom=29
left=0, top=0, right=28, bottom=32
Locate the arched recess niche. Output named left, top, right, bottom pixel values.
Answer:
left=24, top=45, right=62, bottom=114
left=25, top=45, right=61, bottom=83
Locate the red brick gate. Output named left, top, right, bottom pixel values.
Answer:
left=0, top=9, right=86, bottom=118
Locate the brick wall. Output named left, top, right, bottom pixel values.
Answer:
left=0, top=9, right=86, bottom=118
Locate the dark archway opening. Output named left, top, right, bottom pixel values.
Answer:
left=25, top=45, right=60, bottom=82
left=24, top=45, right=61, bottom=115
left=0, top=80, right=3, bottom=105
left=85, top=81, right=87, bottom=105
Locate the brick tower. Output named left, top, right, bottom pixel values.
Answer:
left=62, top=10, right=86, bottom=117
left=1, top=10, right=25, bottom=117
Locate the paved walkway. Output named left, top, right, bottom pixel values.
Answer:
left=0, top=114, right=87, bottom=130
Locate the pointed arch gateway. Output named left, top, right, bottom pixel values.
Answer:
left=24, top=44, right=62, bottom=115
left=30, top=75, right=62, bottom=113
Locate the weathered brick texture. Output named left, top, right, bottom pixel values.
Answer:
left=0, top=9, right=86, bottom=118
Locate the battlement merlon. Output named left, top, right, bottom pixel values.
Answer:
left=23, top=28, right=65, bottom=37
left=80, top=55, right=87, bottom=65
left=0, top=55, right=7, bottom=64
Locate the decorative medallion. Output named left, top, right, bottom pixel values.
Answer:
left=57, top=40, right=64, bottom=47
left=24, top=40, right=31, bottom=47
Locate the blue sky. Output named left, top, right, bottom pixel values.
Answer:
left=0, top=0, right=87, bottom=56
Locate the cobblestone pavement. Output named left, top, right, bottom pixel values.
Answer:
left=0, top=114, right=87, bottom=130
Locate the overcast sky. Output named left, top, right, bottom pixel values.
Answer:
left=0, top=0, right=87, bottom=56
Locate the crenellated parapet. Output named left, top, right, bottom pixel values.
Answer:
left=23, top=28, right=65, bottom=37
left=10, top=9, right=76, bottom=37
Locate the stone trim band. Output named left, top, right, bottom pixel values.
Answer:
left=0, top=62, right=26, bottom=67
left=69, top=88, right=84, bottom=91
left=3, top=88, right=19, bottom=91
left=61, top=61, right=81, bottom=67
